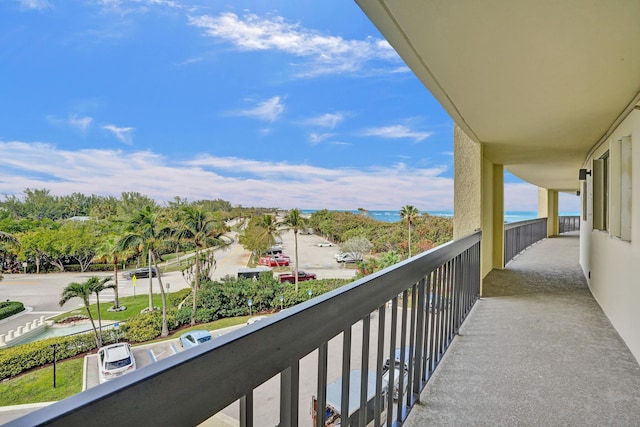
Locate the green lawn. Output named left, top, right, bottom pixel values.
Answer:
left=0, top=358, right=84, bottom=405
left=53, top=293, right=172, bottom=323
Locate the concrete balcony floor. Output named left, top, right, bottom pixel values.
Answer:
left=406, top=233, right=640, bottom=426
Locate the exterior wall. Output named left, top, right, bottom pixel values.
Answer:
left=453, top=124, right=504, bottom=284
left=580, top=110, right=640, bottom=362
left=453, top=124, right=482, bottom=238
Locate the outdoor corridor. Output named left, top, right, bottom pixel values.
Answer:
left=405, top=233, right=640, bottom=426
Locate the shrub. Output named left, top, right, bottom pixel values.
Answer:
left=0, top=333, right=97, bottom=380
left=168, top=288, right=191, bottom=308
left=121, top=311, right=162, bottom=342
left=0, top=301, right=25, bottom=320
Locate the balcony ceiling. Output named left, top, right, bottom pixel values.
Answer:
left=356, top=0, right=640, bottom=191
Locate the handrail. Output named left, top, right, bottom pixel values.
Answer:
left=10, top=231, right=482, bottom=427
left=504, top=218, right=548, bottom=266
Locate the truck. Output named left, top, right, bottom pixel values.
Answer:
left=311, top=370, right=387, bottom=426
left=237, top=267, right=272, bottom=279
left=278, top=270, right=317, bottom=283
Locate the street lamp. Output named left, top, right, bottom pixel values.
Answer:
left=248, top=299, right=253, bottom=316
left=280, top=295, right=284, bottom=311
left=50, top=343, right=59, bottom=388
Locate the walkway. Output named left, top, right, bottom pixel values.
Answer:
left=406, top=233, right=640, bottom=426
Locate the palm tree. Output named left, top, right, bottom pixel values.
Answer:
left=60, top=278, right=102, bottom=348
left=88, top=276, right=115, bottom=347
left=94, top=235, right=130, bottom=310
left=282, top=208, right=305, bottom=291
left=175, top=206, right=227, bottom=326
left=118, top=206, right=172, bottom=337
left=400, top=205, right=420, bottom=258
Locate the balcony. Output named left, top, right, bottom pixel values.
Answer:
left=7, top=221, right=640, bottom=426
left=405, top=231, right=640, bottom=426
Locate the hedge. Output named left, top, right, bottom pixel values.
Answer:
left=0, top=301, right=25, bottom=320
left=0, top=333, right=98, bottom=380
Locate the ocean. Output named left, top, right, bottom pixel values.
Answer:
left=301, top=209, right=580, bottom=224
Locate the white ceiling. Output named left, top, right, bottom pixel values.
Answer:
left=356, top=0, right=640, bottom=191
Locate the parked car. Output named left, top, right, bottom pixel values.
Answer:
left=237, top=267, right=272, bottom=279
left=97, top=343, right=136, bottom=384
left=123, top=266, right=159, bottom=280
left=278, top=271, right=317, bottom=283
left=259, top=256, right=290, bottom=267
left=335, top=253, right=363, bottom=263
left=179, top=330, right=212, bottom=349
left=382, top=347, right=411, bottom=400
left=316, top=241, right=334, bottom=247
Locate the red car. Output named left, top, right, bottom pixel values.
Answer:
left=278, top=271, right=317, bottom=283
left=259, top=256, right=289, bottom=267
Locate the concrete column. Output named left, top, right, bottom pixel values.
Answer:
left=454, top=124, right=505, bottom=291
left=0, top=335, right=5, bottom=345
left=16, top=326, right=23, bottom=335
left=489, top=163, right=505, bottom=270
left=538, top=187, right=559, bottom=236
left=32, top=319, right=39, bottom=328
left=453, top=124, right=482, bottom=239
left=7, top=331, right=14, bottom=340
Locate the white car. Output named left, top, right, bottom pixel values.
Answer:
left=316, top=241, right=333, bottom=247
left=97, top=343, right=136, bottom=384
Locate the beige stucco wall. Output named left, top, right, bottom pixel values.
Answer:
left=453, top=124, right=482, bottom=238
left=580, top=109, right=640, bottom=362
left=453, top=125, right=504, bottom=283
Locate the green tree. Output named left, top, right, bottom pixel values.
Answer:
left=88, top=276, right=115, bottom=346
left=400, top=205, right=420, bottom=258
left=282, top=208, right=305, bottom=291
left=175, top=206, right=227, bottom=325
left=118, top=206, right=171, bottom=337
left=94, top=235, right=132, bottom=310
left=239, top=214, right=280, bottom=263
left=59, top=277, right=103, bottom=348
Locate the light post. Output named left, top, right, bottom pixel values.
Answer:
left=248, top=299, right=252, bottom=316
left=50, top=343, right=59, bottom=388
left=280, top=295, right=284, bottom=311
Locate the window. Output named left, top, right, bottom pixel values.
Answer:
left=620, top=136, right=632, bottom=241
left=592, top=152, right=609, bottom=231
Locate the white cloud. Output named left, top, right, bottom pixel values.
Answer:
left=19, top=0, right=51, bottom=10
left=309, top=133, right=333, bottom=145
left=68, top=115, right=93, bottom=132
left=188, top=12, right=401, bottom=77
left=303, top=113, right=344, bottom=129
left=103, top=124, right=134, bottom=144
left=0, top=140, right=454, bottom=210
left=233, top=96, right=285, bottom=122
left=361, top=125, right=432, bottom=142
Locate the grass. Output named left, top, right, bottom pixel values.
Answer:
left=0, top=358, right=84, bottom=406
left=0, top=314, right=254, bottom=406
left=53, top=293, right=173, bottom=323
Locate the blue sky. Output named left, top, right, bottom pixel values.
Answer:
left=0, top=0, right=579, bottom=212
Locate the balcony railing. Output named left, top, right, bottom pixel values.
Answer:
left=9, top=231, right=481, bottom=427
left=504, top=218, right=548, bottom=266
left=558, top=215, right=580, bottom=233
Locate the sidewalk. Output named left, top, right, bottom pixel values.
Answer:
left=405, top=234, right=640, bottom=426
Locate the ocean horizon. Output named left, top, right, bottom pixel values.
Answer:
left=301, top=209, right=580, bottom=224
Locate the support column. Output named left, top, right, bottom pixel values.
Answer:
left=454, top=124, right=504, bottom=290
left=490, top=164, right=504, bottom=270
left=538, top=188, right=559, bottom=236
